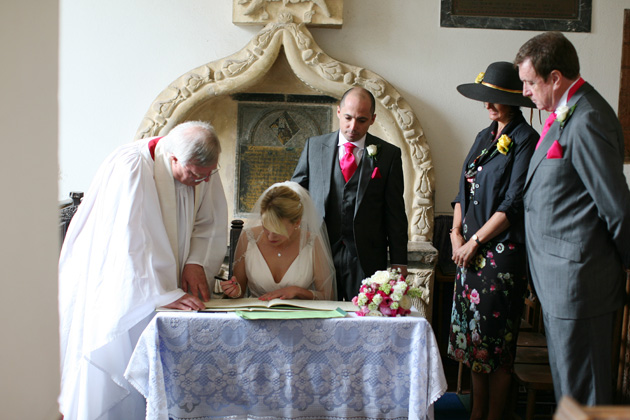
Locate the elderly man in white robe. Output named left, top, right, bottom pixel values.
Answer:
left=58, top=121, right=228, bottom=420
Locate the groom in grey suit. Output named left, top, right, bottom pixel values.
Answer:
left=292, top=87, right=408, bottom=301
left=516, top=32, right=630, bottom=405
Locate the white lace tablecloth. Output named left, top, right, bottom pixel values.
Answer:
left=125, top=311, right=447, bottom=420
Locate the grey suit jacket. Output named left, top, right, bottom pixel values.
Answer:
left=524, top=82, right=630, bottom=319
left=292, top=131, right=408, bottom=277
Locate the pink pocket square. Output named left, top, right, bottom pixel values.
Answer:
left=547, top=140, right=563, bottom=159
left=371, top=167, right=382, bottom=179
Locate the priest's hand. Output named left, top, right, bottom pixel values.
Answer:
left=181, top=263, right=211, bottom=301
left=163, top=293, right=205, bottom=311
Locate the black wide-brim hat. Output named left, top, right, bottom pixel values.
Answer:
left=457, top=61, right=535, bottom=108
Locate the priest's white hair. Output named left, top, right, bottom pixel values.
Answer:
left=162, top=121, right=221, bottom=167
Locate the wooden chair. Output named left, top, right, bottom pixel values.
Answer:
left=213, top=219, right=244, bottom=295
left=59, top=191, right=84, bottom=244
left=510, top=283, right=555, bottom=420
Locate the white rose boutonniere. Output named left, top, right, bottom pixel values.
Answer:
left=555, top=106, right=570, bottom=122
left=555, top=104, right=577, bottom=129
left=366, top=144, right=379, bottom=161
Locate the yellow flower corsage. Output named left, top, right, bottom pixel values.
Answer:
left=475, top=72, right=485, bottom=84
left=496, top=134, right=512, bottom=155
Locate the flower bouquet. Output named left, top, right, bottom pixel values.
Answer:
left=352, top=268, right=423, bottom=317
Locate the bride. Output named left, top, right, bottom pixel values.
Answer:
left=220, top=181, right=336, bottom=300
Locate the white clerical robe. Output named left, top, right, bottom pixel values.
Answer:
left=58, top=138, right=227, bottom=420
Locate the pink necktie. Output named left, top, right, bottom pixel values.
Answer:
left=535, top=112, right=556, bottom=150
left=340, top=142, right=357, bottom=182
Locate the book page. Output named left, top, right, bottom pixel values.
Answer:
left=202, top=298, right=358, bottom=312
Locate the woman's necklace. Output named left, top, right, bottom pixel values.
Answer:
left=276, top=244, right=288, bottom=257
left=274, top=230, right=297, bottom=257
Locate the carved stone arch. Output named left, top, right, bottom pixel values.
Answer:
left=135, top=17, right=435, bottom=241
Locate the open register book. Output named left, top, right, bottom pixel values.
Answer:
left=202, top=298, right=358, bottom=313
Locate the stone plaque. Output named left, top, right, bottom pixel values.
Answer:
left=235, top=97, right=333, bottom=214
left=441, top=0, right=591, bottom=32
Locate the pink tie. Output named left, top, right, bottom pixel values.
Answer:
left=340, top=142, right=357, bottom=182
left=535, top=112, right=556, bottom=150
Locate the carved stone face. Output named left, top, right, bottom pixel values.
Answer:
left=336, top=91, right=376, bottom=142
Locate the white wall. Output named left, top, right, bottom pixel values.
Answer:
left=1, top=1, right=61, bottom=418
left=60, top=0, right=630, bottom=215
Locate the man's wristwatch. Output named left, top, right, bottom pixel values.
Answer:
left=472, top=234, right=482, bottom=245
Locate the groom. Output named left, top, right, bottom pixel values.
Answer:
left=516, top=32, right=630, bottom=405
left=292, top=87, right=408, bottom=301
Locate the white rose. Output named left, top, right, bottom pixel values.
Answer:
left=555, top=105, right=570, bottom=122
left=370, top=270, right=390, bottom=285
left=366, top=144, right=378, bottom=157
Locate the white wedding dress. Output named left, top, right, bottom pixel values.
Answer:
left=243, top=228, right=316, bottom=297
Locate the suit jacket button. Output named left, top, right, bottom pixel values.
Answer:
left=473, top=200, right=479, bottom=205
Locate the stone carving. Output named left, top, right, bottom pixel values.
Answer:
left=240, top=0, right=331, bottom=19
left=135, top=18, right=435, bottom=241
left=234, top=0, right=342, bottom=26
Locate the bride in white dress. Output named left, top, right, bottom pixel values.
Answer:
left=220, top=181, right=336, bottom=300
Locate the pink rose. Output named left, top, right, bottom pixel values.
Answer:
left=379, top=303, right=396, bottom=316
left=351, top=296, right=358, bottom=305
left=469, top=289, right=480, bottom=305
left=357, top=307, right=370, bottom=316
left=454, top=349, right=465, bottom=360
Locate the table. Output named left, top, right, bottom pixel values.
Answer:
left=125, top=311, right=447, bottom=420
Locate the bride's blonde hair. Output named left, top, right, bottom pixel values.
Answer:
left=260, top=185, right=303, bottom=237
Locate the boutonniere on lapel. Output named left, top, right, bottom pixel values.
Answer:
left=496, top=134, right=512, bottom=155
left=366, top=144, right=382, bottom=179
left=464, top=134, right=512, bottom=179
left=366, top=144, right=379, bottom=162
left=555, top=104, right=577, bottom=130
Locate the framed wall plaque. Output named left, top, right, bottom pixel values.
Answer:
left=441, top=0, right=591, bottom=32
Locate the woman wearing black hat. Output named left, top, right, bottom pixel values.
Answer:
left=447, top=61, right=538, bottom=420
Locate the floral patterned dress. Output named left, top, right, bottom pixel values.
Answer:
left=447, top=113, right=537, bottom=374
left=447, top=238, right=527, bottom=373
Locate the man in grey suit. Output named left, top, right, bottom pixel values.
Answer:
left=292, top=87, right=408, bottom=301
left=516, top=31, right=630, bottom=405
